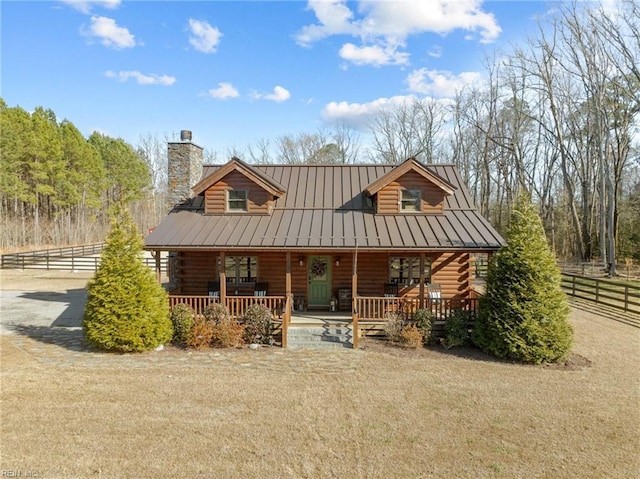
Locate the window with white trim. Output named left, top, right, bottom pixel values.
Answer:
left=227, top=190, right=248, bottom=212
left=401, top=189, right=421, bottom=212
left=389, top=257, right=431, bottom=285
left=224, top=256, right=257, bottom=284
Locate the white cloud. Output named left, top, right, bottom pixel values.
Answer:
left=356, top=0, right=501, bottom=43
left=188, top=19, right=222, bottom=53
left=322, top=95, right=418, bottom=130
left=296, top=0, right=357, bottom=45
left=252, top=86, right=291, bottom=102
left=322, top=94, right=454, bottom=131
left=339, top=42, right=409, bottom=67
left=427, top=45, right=443, bottom=58
left=207, top=82, right=240, bottom=99
left=86, top=15, right=136, bottom=48
left=60, top=0, right=120, bottom=14
left=406, top=68, right=483, bottom=97
left=105, top=70, right=176, bottom=86
left=296, top=0, right=501, bottom=66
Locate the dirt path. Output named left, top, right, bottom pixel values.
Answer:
left=0, top=269, right=93, bottom=291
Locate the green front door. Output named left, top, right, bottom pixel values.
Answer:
left=308, top=255, right=331, bottom=307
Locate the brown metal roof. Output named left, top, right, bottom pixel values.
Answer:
left=145, top=163, right=505, bottom=251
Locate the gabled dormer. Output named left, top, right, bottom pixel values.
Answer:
left=364, top=157, right=455, bottom=214
left=191, top=157, right=286, bottom=215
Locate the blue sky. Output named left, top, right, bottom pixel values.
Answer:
left=2, top=0, right=551, bottom=154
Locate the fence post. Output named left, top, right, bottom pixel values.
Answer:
left=595, top=279, right=600, bottom=304
left=624, top=285, right=629, bottom=312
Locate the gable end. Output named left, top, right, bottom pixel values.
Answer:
left=204, top=170, right=273, bottom=214
left=375, top=170, right=447, bottom=214
left=365, top=158, right=455, bottom=214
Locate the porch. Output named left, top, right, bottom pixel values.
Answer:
left=167, top=293, right=480, bottom=348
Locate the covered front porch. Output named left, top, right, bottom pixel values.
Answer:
left=153, top=248, right=483, bottom=348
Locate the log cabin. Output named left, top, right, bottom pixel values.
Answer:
left=144, top=131, right=505, bottom=347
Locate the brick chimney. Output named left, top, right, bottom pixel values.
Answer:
left=167, top=130, right=203, bottom=211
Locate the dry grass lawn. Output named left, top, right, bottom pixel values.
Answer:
left=1, top=271, right=639, bottom=478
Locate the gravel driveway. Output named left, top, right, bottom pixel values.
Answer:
left=0, top=270, right=92, bottom=335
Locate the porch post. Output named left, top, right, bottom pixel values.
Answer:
left=284, top=252, right=291, bottom=348
left=352, top=249, right=359, bottom=349
left=154, top=250, right=162, bottom=283
left=419, top=253, right=426, bottom=309
left=219, top=251, right=227, bottom=306
left=285, top=252, right=292, bottom=298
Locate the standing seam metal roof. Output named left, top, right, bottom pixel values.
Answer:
left=145, top=163, right=505, bottom=250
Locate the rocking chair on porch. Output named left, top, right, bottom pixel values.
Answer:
left=383, top=283, right=399, bottom=297
left=427, top=283, right=441, bottom=305
left=207, top=281, right=220, bottom=297
left=383, top=283, right=401, bottom=317
left=253, top=282, right=268, bottom=297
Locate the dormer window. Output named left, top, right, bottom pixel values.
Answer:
left=401, top=189, right=421, bottom=212
left=227, top=190, right=247, bottom=212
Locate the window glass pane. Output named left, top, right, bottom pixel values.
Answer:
left=228, top=190, right=247, bottom=211
left=390, top=257, right=409, bottom=284
left=390, top=257, right=430, bottom=285
left=410, top=257, right=431, bottom=284
left=401, top=189, right=420, bottom=211
left=238, top=256, right=257, bottom=283
left=224, top=256, right=258, bottom=284
left=224, top=257, right=236, bottom=283
left=410, top=257, right=421, bottom=283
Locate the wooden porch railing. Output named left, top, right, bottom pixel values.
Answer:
left=169, top=295, right=220, bottom=316
left=226, top=296, right=286, bottom=319
left=168, top=294, right=290, bottom=347
left=355, top=296, right=480, bottom=322
left=169, top=294, right=479, bottom=348
left=169, top=295, right=286, bottom=319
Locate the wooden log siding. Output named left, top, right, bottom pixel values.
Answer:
left=175, top=251, right=306, bottom=297
left=173, top=251, right=218, bottom=294
left=204, top=170, right=273, bottom=214
left=376, top=170, right=445, bottom=214
left=431, top=252, right=473, bottom=298
left=174, top=250, right=472, bottom=301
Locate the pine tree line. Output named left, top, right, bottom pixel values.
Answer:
left=0, top=98, right=161, bottom=250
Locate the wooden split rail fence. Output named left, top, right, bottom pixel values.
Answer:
left=561, top=273, right=640, bottom=314
left=1, top=244, right=167, bottom=273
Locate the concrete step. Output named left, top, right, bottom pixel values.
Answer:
left=287, top=326, right=354, bottom=349
left=287, top=334, right=352, bottom=343
left=287, top=340, right=353, bottom=350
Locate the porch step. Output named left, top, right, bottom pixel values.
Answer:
left=286, top=326, right=354, bottom=349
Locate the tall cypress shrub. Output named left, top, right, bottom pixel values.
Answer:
left=472, top=196, right=573, bottom=363
left=84, top=209, right=172, bottom=352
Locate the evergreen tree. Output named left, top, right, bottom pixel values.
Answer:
left=89, top=132, right=151, bottom=206
left=83, top=208, right=172, bottom=352
left=472, top=195, right=573, bottom=363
